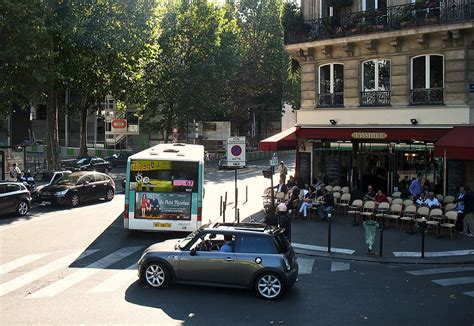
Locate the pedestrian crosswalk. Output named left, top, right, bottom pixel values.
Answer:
left=0, top=249, right=349, bottom=299
left=405, top=266, right=474, bottom=299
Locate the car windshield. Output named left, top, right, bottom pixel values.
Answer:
left=177, top=225, right=208, bottom=249
left=76, top=158, right=90, bottom=165
left=55, top=174, right=81, bottom=185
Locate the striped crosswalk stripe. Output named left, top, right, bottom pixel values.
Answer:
left=406, top=267, right=474, bottom=276
left=28, top=246, right=143, bottom=298
left=88, top=264, right=137, bottom=293
left=0, top=253, right=49, bottom=276
left=0, top=250, right=98, bottom=297
left=298, top=258, right=314, bottom=275
left=432, top=277, right=474, bottom=286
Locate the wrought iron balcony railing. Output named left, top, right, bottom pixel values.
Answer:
left=360, top=91, right=391, bottom=107
left=409, top=88, right=444, bottom=105
left=285, top=0, right=473, bottom=44
left=318, top=92, right=344, bottom=108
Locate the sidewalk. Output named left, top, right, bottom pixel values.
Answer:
left=244, top=210, right=474, bottom=264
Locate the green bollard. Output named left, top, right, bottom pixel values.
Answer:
left=363, top=220, right=379, bottom=253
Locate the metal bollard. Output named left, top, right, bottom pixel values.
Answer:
left=237, top=209, right=240, bottom=223
left=421, top=218, right=426, bottom=258
left=246, top=185, right=248, bottom=203
left=224, top=191, right=228, bottom=206
left=220, top=196, right=223, bottom=216
left=223, top=199, right=226, bottom=223
left=327, top=213, right=332, bottom=253
left=379, top=225, right=384, bottom=258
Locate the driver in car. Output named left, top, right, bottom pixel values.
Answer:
left=219, top=234, right=234, bottom=252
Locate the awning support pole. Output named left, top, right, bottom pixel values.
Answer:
left=443, top=148, right=447, bottom=197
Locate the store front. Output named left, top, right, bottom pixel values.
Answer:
left=260, top=127, right=473, bottom=195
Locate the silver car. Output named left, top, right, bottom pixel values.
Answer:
left=137, top=223, right=298, bottom=300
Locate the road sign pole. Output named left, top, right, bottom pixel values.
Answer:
left=270, top=166, right=275, bottom=208
left=235, top=168, right=238, bottom=222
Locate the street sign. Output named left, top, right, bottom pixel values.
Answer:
left=269, top=152, right=279, bottom=167
left=227, top=136, right=246, bottom=167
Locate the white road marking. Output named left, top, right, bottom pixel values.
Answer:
left=432, top=277, right=474, bottom=286
left=292, top=243, right=355, bottom=255
left=0, top=250, right=98, bottom=297
left=406, top=267, right=474, bottom=276
left=0, top=254, right=49, bottom=276
left=463, top=291, right=474, bottom=298
left=87, top=264, right=137, bottom=293
left=331, top=261, right=350, bottom=272
left=28, top=246, right=142, bottom=298
left=298, top=258, right=314, bottom=275
left=393, top=249, right=474, bottom=257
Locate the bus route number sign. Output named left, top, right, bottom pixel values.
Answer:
left=227, top=136, right=246, bottom=168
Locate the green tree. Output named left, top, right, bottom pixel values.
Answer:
left=142, top=0, right=241, bottom=141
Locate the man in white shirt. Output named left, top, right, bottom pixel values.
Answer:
left=9, top=163, right=21, bottom=181
left=425, top=192, right=441, bottom=208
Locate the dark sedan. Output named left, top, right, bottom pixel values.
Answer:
left=0, top=181, right=32, bottom=216
left=104, top=152, right=130, bottom=168
left=37, top=171, right=115, bottom=207
left=62, top=157, right=112, bottom=174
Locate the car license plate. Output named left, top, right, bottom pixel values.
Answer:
left=41, top=201, right=51, bottom=205
left=154, top=223, right=171, bottom=228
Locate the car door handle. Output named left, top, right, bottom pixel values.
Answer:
left=225, top=257, right=234, bottom=262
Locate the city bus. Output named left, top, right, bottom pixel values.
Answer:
left=124, top=143, right=204, bottom=232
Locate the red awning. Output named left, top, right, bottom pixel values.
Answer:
left=435, top=126, right=474, bottom=160
left=259, top=127, right=298, bottom=152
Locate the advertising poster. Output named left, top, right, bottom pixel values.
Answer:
left=135, top=192, right=191, bottom=220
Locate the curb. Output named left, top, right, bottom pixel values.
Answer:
left=294, top=247, right=474, bottom=265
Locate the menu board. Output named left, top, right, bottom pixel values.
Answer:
left=447, top=160, right=464, bottom=196
left=299, top=152, right=311, bottom=186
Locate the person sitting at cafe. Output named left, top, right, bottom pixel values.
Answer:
left=425, top=192, right=441, bottom=208
left=374, top=189, right=389, bottom=203
left=400, top=183, right=411, bottom=200
left=454, top=186, right=467, bottom=231
left=364, top=185, right=376, bottom=201
left=416, top=192, right=427, bottom=206
left=274, top=178, right=288, bottom=194
left=317, top=189, right=334, bottom=221
left=299, top=186, right=316, bottom=220
left=286, top=175, right=296, bottom=188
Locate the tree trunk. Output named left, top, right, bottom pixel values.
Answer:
left=78, top=102, right=88, bottom=158
left=46, top=89, right=60, bottom=170
left=78, top=95, right=90, bottom=158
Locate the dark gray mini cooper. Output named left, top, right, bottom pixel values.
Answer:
left=137, top=223, right=298, bottom=300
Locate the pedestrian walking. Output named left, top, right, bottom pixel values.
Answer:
left=278, top=161, right=288, bottom=183
left=460, top=187, right=474, bottom=237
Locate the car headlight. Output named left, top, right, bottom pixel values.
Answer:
left=283, top=257, right=291, bottom=271
left=55, top=190, right=69, bottom=196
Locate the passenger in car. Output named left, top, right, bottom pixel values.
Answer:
left=220, top=234, right=234, bottom=252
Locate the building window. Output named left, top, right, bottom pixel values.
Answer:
left=361, top=59, right=391, bottom=107
left=410, top=54, right=444, bottom=105
left=318, top=63, right=344, bottom=108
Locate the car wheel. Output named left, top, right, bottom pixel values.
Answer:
left=70, top=193, right=80, bottom=207
left=105, top=188, right=115, bottom=201
left=142, top=262, right=171, bottom=288
left=16, top=201, right=29, bottom=216
left=255, top=273, right=285, bottom=300
left=104, top=167, right=110, bottom=174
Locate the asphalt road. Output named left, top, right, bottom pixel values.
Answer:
left=0, top=156, right=473, bottom=325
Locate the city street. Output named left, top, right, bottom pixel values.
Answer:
left=0, top=157, right=473, bottom=325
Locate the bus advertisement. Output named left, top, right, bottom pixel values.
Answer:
left=124, top=143, right=204, bottom=232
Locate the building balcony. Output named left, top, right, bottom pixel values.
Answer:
left=360, top=91, right=391, bottom=107
left=318, top=92, right=344, bottom=108
left=409, top=88, right=444, bottom=105
left=285, top=0, right=473, bottom=44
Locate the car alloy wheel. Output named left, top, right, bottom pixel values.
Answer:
left=144, top=263, right=169, bottom=288
left=17, top=201, right=29, bottom=216
left=256, top=274, right=283, bottom=300
left=105, top=189, right=114, bottom=201
left=70, top=194, right=80, bottom=207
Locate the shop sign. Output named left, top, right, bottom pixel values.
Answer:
left=351, top=132, right=387, bottom=140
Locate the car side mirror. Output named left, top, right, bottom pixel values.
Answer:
left=190, top=248, right=197, bottom=256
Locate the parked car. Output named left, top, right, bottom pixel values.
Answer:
left=104, top=152, right=130, bottom=168
left=0, top=181, right=32, bottom=216
left=37, top=171, right=115, bottom=207
left=34, top=170, right=72, bottom=189
left=62, top=157, right=112, bottom=174
left=137, top=223, right=298, bottom=300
